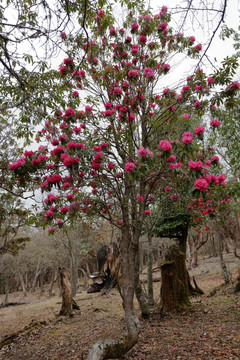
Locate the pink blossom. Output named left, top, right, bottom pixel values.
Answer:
left=194, top=178, right=208, bottom=191
left=72, top=91, right=79, bottom=98
left=108, top=162, right=115, bottom=170
left=60, top=206, right=69, bottom=214
left=125, top=36, right=132, bottom=43
left=181, top=85, right=190, bottom=95
left=182, top=132, right=193, bottom=145
left=131, top=44, right=139, bottom=54
left=189, top=160, right=203, bottom=171
left=165, top=187, right=171, bottom=192
left=194, top=100, right=201, bottom=107
left=136, top=195, right=144, bottom=202
left=57, top=220, right=64, bottom=228
left=85, top=105, right=92, bottom=112
left=51, top=138, right=59, bottom=146
left=112, top=87, right=122, bottom=95
left=183, top=113, right=190, bottom=119
left=137, top=146, right=154, bottom=158
left=128, top=113, right=135, bottom=121
left=227, top=81, right=240, bottom=90
left=167, top=155, right=176, bottom=162
left=139, top=35, right=147, bottom=44
left=45, top=210, right=54, bottom=218
left=143, top=67, right=155, bottom=80
left=24, top=150, right=34, bottom=157
left=105, top=109, right=116, bottom=117
left=47, top=174, right=62, bottom=184
left=104, top=102, right=112, bottom=109
left=60, top=32, right=67, bottom=39
left=194, top=44, right=202, bottom=51
left=170, top=162, right=182, bottom=169
left=9, top=157, right=26, bottom=171
left=194, top=126, right=205, bottom=136
left=144, top=209, right=151, bottom=215
left=109, top=26, right=117, bottom=35
left=157, top=22, right=167, bottom=31
left=188, top=36, right=195, bottom=42
left=159, top=140, right=172, bottom=152
left=207, top=77, right=214, bottom=84
left=51, top=145, right=64, bottom=156
left=218, top=174, right=226, bottom=183
left=65, top=107, right=75, bottom=117
left=144, top=14, right=153, bottom=21
left=210, top=119, right=220, bottom=128
left=125, top=162, right=135, bottom=172
left=170, top=194, right=180, bottom=200
left=211, top=155, right=219, bottom=163
left=92, top=161, right=101, bottom=170
left=63, top=58, right=73, bottom=66
left=66, top=194, right=75, bottom=200
left=128, top=69, right=139, bottom=78
left=62, top=182, right=70, bottom=189
left=162, top=64, right=170, bottom=73
left=131, top=22, right=139, bottom=32
left=101, top=142, right=108, bottom=148
left=48, top=227, right=55, bottom=234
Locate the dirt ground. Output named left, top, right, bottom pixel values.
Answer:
left=0, top=253, right=240, bottom=360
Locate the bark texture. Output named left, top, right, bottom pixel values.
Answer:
left=160, top=246, right=190, bottom=313
left=87, top=224, right=139, bottom=359
left=58, top=267, right=80, bottom=316
left=134, top=245, right=150, bottom=319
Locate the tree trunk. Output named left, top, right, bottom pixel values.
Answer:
left=160, top=228, right=191, bottom=314
left=49, top=270, right=57, bottom=297
left=147, top=231, right=154, bottom=306
left=79, top=267, right=89, bottom=290
left=3, top=275, right=9, bottom=305
left=234, top=275, right=240, bottom=293
left=18, top=270, right=27, bottom=297
left=216, top=226, right=230, bottom=284
left=32, top=259, right=41, bottom=292
left=40, top=270, right=45, bottom=296
left=87, top=226, right=139, bottom=359
left=70, top=255, right=78, bottom=297
left=58, top=267, right=80, bottom=316
left=160, top=247, right=190, bottom=313
left=134, top=245, right=150, bottom=319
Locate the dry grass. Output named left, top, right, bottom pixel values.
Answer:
left=0, top=253, right=239, bottom=360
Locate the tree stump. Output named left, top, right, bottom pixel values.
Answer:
left=58, top=267, right=80, bottom=316
left=160, top=246, right=190, bottom=314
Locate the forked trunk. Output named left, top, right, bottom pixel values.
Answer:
left=58, top=267, right=80, bottom=316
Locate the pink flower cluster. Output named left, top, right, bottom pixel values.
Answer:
left=159, top=140, right=172, bottom=152
left=143, top=67, right=155, bottom=80
left=210, top=119, right=220, bottom=128
left=194, top=178, right=208, bottom=191
left=137, top=146, right=154, bottom=158
left=9, top=157, right=26, bottom=171
left=125, top=162, right=135, bottom=172
left=194, top=126, right=205, bottom=136
left=65, top=107, right=75, bottom=118
left=182, top=132, right=193, bottom=145
left=189, top=160, right=203, bottom=171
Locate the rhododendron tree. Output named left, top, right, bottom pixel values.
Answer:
left=9, top=6, right=240, bottom=359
